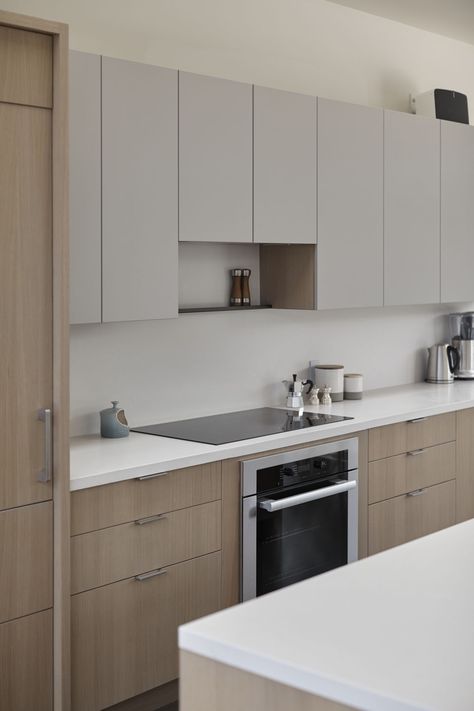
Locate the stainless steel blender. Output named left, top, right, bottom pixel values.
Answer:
left=449, top=312, right=474, bottom=379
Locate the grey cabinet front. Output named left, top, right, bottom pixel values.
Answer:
left=441, top=121, right=474, bottom=303
left=253, top=86, right=316, bottom=245
left=179, top=72, right=252, bottom=243
left=384, top=111, right=440, bottom=306
left=317, top=99, right=383, bottom=310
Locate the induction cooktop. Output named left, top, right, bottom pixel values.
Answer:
left=131, top=407, right=353, bottom=446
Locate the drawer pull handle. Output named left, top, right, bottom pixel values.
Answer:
left=135, top=514, right=167, bottom=526
left=408, top=417, right=427, bottom=423
left=407, top=449, right=424, bottom=456
left=407, top=489, right=425, bottom=497
left=136, top=471, right=169, bottom=481
left=135, top=568, right=168, bottom=582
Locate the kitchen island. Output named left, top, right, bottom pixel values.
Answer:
left=179, top=520, right=474, bottom=711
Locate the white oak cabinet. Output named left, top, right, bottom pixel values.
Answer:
left=317, top=99, right=383, bottom=309
left=69, top=50, right=102, bottom=325
left=253, top=86, right=316, bottom=244
left=441, top=121, right=474, bottom=302
left=179, top=72, right=252, bottom=243
left=102, top=57, right=178, bottom=322
left=384, top=110, right=440, bottom=306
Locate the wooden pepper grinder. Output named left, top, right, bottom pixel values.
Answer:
left=241, top=268, right=251, bottom=306
left=230, top=269, right=243, bottom=306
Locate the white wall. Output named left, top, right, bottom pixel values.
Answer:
left=5, top=0, right=474, bottom=434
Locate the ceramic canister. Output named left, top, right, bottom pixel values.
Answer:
left=100, top=400, right=130, bottom=438
left=314, top=365, right=344, bottom=402
left=344, top=373, right=363, bottom=400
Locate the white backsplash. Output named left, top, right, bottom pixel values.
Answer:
left=70, top=302, right=472, bottom=436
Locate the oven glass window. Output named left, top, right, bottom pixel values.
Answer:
left=256, top=479, right=348, bottom=596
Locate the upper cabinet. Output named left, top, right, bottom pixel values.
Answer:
left=69, top=51, right=102, bottom=325
left=317, top=99, right=383, bottom=310
left=253, top=86, right=317, bottom=244
left=102, top=58, right=178, bottom=322
left=179, top=72, right=252, bottom=243
left=384, top=111, right=440, bottom=306
left=441, top=121, right=474, bottom=302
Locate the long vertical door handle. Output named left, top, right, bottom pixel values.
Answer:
left=38, top=408, right=52, bottom=483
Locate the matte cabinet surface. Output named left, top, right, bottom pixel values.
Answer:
left=317, top=99, right=383, bottom=309
left=69, top=50, right=101, bottom=325
left=179, top=72, right=252, bottom=243
left=384, top=111, right=440, bottom=306
left=253, top=86, right=316, bottom=244
left=102, top=57, right=178, bottom=322
left=441, top=121, right=474, bottom=302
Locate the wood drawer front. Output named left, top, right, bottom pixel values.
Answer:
left=368, top=413, right=455, bottom=460
left=0, top=609, right=53, bottom=711
left=71, top=551, right=221, bottom=711
left=368, top=441, right=456, bottom=504
left=368, top=479, right=455, bottom=555
left=71, top=461, right=221, bottom=535
left=0, top=502, right=52, bottom=623
left=71, top=500, right=221, bottom=593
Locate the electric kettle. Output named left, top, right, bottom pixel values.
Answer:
left=426, top=344, right=459, bottom=384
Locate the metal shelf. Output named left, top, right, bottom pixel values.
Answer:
left=178, top=305, right=272, bottom=314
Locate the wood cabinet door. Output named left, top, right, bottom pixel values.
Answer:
left=0, top=101, right=52, bottom=510
left=441, top=121, right=474, bottom=302
left=0, top=610, right=53, bottom=711
left=69, top=50, right=101, bottom=325
left=455, top=408, right=474, bottom=523
left=179, top=72, right=252, bottom=243
left=71, top=551, right=221, bottom=711
left=253, top=86, right=316, bottom=245
left=102, top=57, right=178, bottom=322
left=317, top=99, right=383, bottom=309
left=384, top=110, right=440, bottom=306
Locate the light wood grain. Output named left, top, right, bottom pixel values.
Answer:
left=260, top=244, right=316, bottom=309
left=369, top=441, right=456, bottom=504
left=0, top=609, right=53, bottom=711
left=71, top=551, right=221, bottom=711
left=72, top=500, right=221, bottom=593
left=368, top=413, right=455, bottom=461
left=368, top=479, right=455, bottom=555
left=0, top=101, right=52, bottom=510
left=455, top=408, right=474, bottom=523
left=180, top=651, right=356, bottom=711
left=0, top=502, right=52, bottom=623
left=0, top=25, right=52, bottom=107
left=71, top=461, right=222, bottom=535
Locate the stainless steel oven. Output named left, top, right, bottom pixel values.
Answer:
left=241, top=438, right=358, bottom=601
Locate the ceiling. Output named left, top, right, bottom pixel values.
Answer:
left=326, top=0, right=474, bottom=46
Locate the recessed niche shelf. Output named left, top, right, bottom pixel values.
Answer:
left=179, top=305, right=272, bottom=314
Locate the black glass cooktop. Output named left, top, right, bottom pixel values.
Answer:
left=131, top=407, right=353, bottom=446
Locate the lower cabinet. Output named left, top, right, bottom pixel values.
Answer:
left=71, top=551, right=221, bottom=711
left=0, top=609, right=53, bottom=711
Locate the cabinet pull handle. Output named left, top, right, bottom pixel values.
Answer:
left=134, top=513, right=167, bottom=526
left=407, top=488, right=425, bottom=497
left=38, top=408, right=52, bottom=483
left=136, top=471, right=169, bottom=481
left=407, top=417, right=427, bottom=423
left=135, top=568, right=168, bottom=582
left=407, top=449, right=424, bottom=456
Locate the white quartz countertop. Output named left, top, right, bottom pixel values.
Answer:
left=179, top=520, right=474, bottom=711
left=70, top=381, right=474, bottom=490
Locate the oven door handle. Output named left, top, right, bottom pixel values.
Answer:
left=258, top=479, right=357, bottom=513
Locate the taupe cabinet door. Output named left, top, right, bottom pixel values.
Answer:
left=253, top=86, right=316, bottom=244
left=441, top=121, right=474, bottom=302
left=384, top=110, right=440, bottom=306
left=179, top=72, right=252, bottom=242
left=317, top=99, right=383, bottom=309
left=102, top=57, right=178, bottom=321
left=0, top=101, right=52, bottom=510
left=69, top=50, right=101, bottom=325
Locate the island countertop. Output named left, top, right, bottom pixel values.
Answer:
left=70, top=380, right=474, bottom=490
left=179, top=519, right=474, bottom=711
